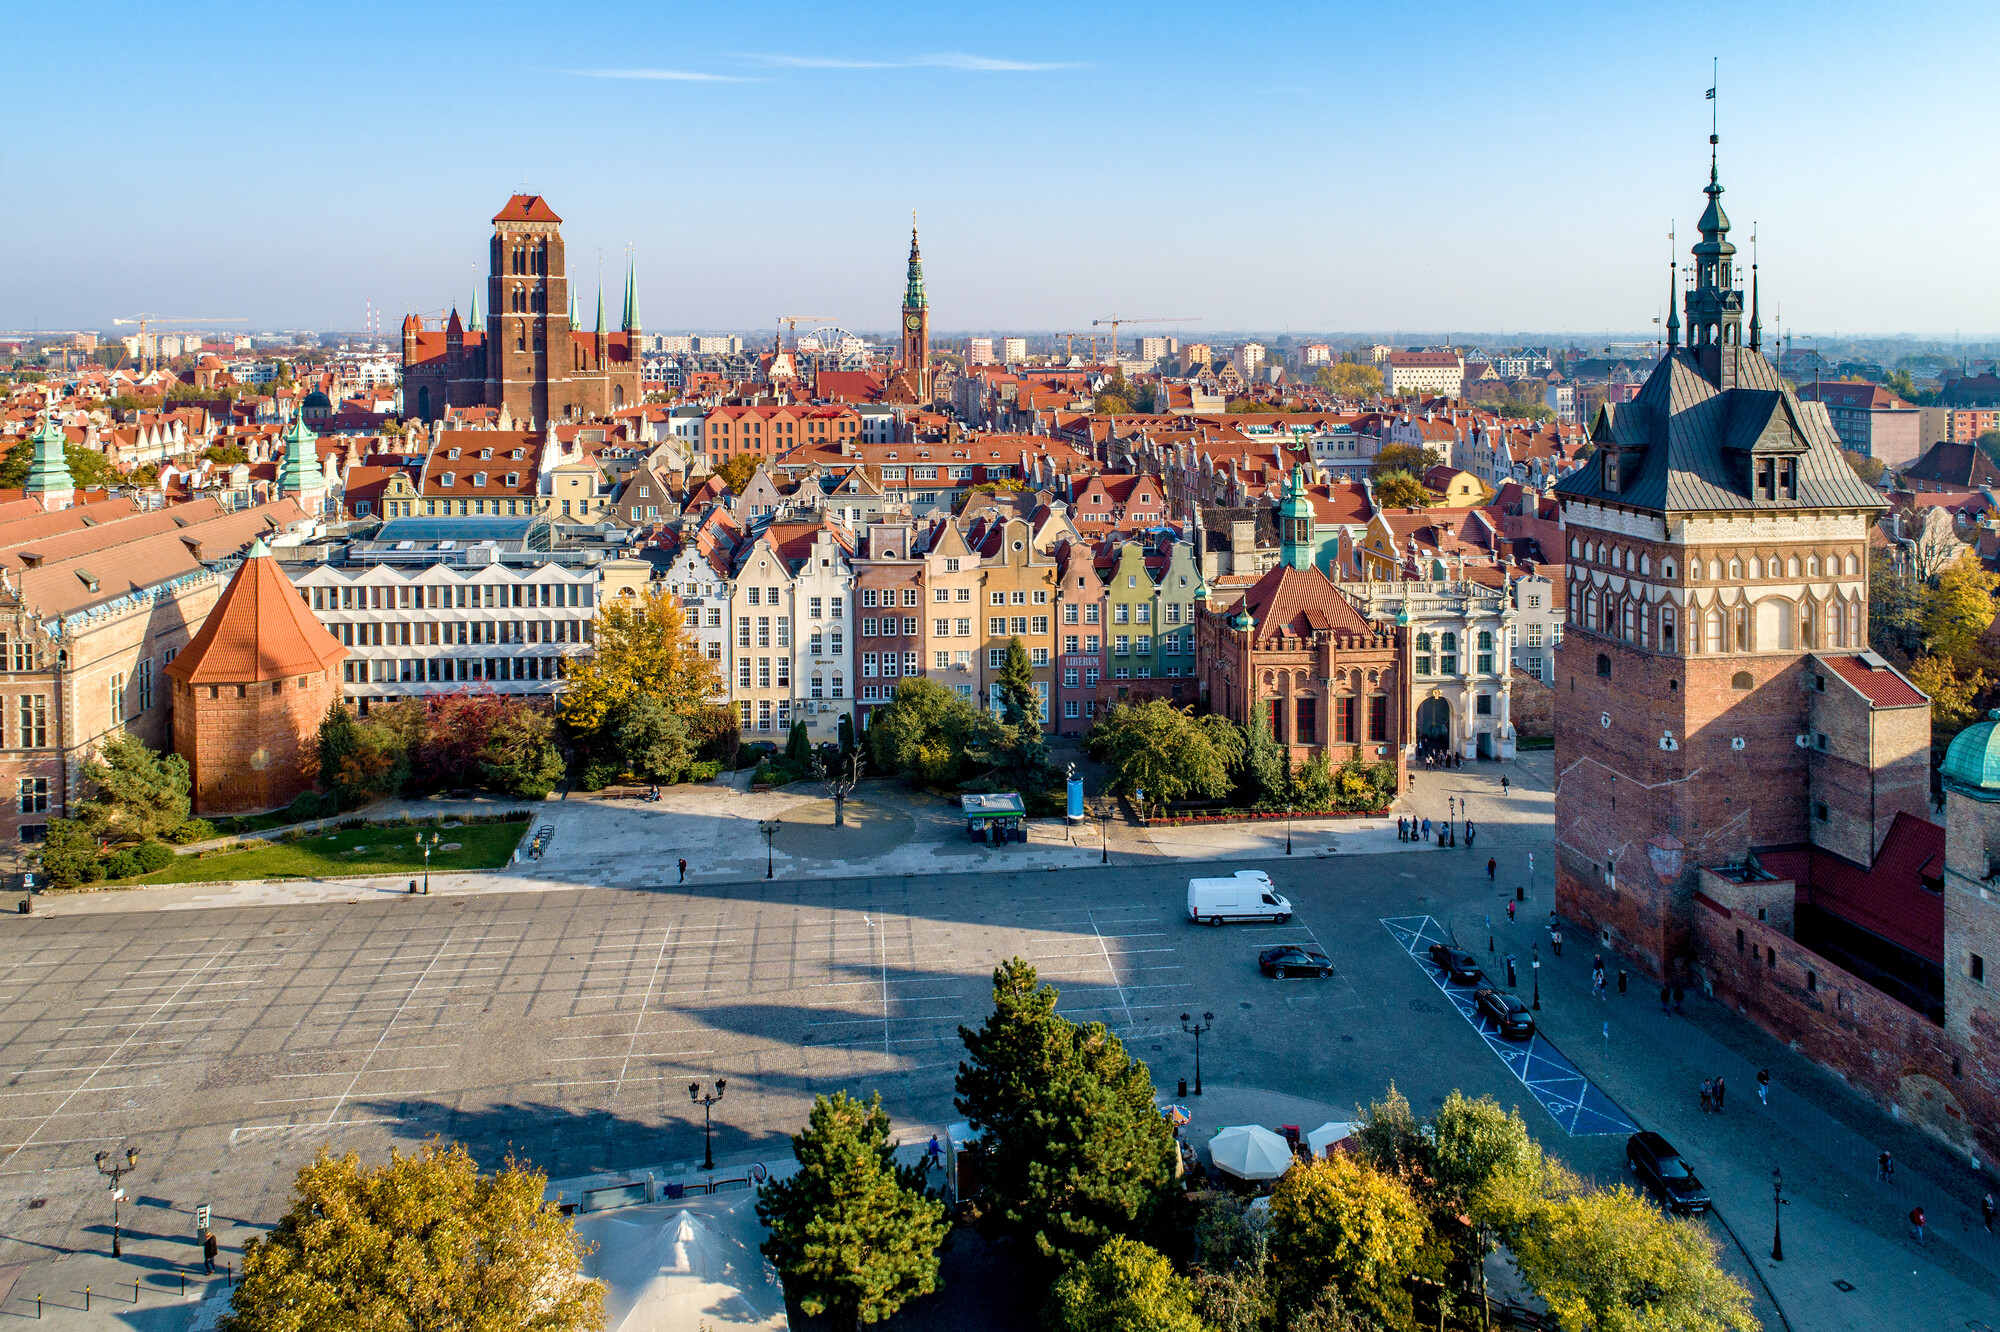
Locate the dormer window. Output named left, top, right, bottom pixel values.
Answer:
left=480, top=449, right=493, bottom=460
left=473, top=473, right=487, bottom=487
left=447, top=449, right=461, bottom=459
left=505, top=473, right=520, bottom=486
left=440, top=472, right=455, bottom=486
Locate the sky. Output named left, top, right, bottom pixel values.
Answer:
left=7, top=0, right=1999, bottom=339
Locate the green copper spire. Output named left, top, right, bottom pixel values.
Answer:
left=469, top=288, right=480, bottom=331
left=247, top=535, right=271, bottom=559
left=903, top=220, right=926, bottom=310
left=623, top=258, right=640, bottom=333
left=595, top=285, right=605, bottom=335
left=1279, top=464, right=1315, bottom=570
left=23, top=413, right=74, bottom=499
left=569, top=289, right=578, bottom=326
left=277, top=407, right=324, bottom=496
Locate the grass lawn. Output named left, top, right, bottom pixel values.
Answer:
left=115, top=821, right=529, bottom=886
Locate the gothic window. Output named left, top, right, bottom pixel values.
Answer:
left=1585, top=591, right=1598, bottom=631
left=1845, top=554, right=1859, bottom=576
left=1828, top=599, right=1843, bottom=648
left=1799, top=600, right=1815, bottom=649
left=1570, top=537, right=1580, bottom=558
left=1663, top=558, right=1676, bottom=579
left=1728, top=558, right=1742, bottom=579
left=1709, top=559, right=1722, bottom=580
left=1787, top=556, right=1801, bottom=577
left=1640, top=554, right=1651, bottom=575
left=1596, top=653, right=1611, bottom=678
left=1705, top=609, right=1723, bottom=654
left=1661, top=606, right=1676, bottom=652
left=1622, top=600, right=1635, bottom=641
left=1734, top=606, right=1750, bottom=652
left=1806, top=555, right=1820, bottom=577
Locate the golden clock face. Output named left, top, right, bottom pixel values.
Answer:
left=906, top=316, right=922, bottom=331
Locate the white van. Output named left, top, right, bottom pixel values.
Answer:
left=1187, top=874, right=1292, bottom=925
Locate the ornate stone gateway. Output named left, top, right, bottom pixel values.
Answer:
left=1417, top=694, right=1452, bottom=747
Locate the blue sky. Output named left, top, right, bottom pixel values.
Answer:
left=8, top=0, right=1997, bottom=338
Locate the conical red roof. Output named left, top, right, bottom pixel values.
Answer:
left=164, top=542, right=347, bottom=685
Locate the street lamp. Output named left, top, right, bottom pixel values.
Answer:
left=414, top=830, right=439, bottom=895
left=94, top=1147, right=140, bottom=1257
left=1531, top=944, right=1541, bottom=1011
left=1285, top=805, right=1293, bottom=855
left=689, top=1080, right=726, bottom=1170
left=757, top=819, right=781, bottom=880
left=1101, top=805, right=1109, bottom=864
left=1180, top=1012, right=1213, bottom=1096
left=1771, top=1167, right=1787, bottom=1261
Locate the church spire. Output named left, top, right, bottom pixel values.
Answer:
left=622, top=255, right=640, bottom=334
left=1682, top=86, right=1743, bottom=363
left=904, top=216, right=926, bottom=310
left=469, top=288, right=480, bottom=331
left=1665, top=226, right=1680, bottom=350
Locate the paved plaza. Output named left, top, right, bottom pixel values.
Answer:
left=0, top=757, right=1994, bottom=1330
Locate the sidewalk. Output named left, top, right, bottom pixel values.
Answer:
left=1509, top=905, right=1999, bottom=1332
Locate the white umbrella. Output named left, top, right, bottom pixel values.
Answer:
left=1306, top=1122, right=1353, bottom=1158
left=1208, top=1125, right=1293, bottom=1180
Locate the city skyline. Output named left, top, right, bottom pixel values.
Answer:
left=8, top=0, right=2000, bottom=335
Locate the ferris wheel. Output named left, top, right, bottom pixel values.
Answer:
left=797, top=325, right=858, bottom=354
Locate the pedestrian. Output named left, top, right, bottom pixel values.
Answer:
left=1879, top=1150, right=1894, bottom=1183
left=1700, top=1080, right=1713, bottom=1113
left=1506, top=899, right=1516, bottom=923
left=1421, top=817, right=1432, bottom=840
left=203, top=1231, right=218, bottom=1275
left=1982, top=1191, right=1995, bottom=1233
left=1672, top=985, right=1685, bottom=1014
left=1592, top=966, right=1605, bottom=998
left=926, top=1134, right=943, bottom=1172
left=1660, top=984, right=1672, bottom=1015
left=1465, top=821, right=1477, bottom=849
left=677, top=857, right=687, bottom=884
left=1713, top=1076, right=1725, bottom=1110
left=1757, top=1069, right=1771, bottom=1106
left=1550, top=926, right=1562, bottom=958
left=1501, top=774, right=1510, bottom=795
left=1488, top=857, right=1498, bottom=883
left=1910, top=1205, right=1926, bottom=1244
left=1593, top=953, right=1603, bottom=972
left=1398, top=816, right=1406, bottom=842
left=1617, top=968, right=1627, bottom=994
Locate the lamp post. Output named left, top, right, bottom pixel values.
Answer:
left=1180, top=1012, right=1213, bottom=1095
left=1285, top=805, right=1293, bottom=855
left=1771, top=1167, right=1787, bottom=1261
left=414, top=830, right=438, bottom=895
left=94, top=1147, right=140, bottom=1257
left=1101, top=806, right=1109, bottom=864
left=757, top=819, right=781, bottom=880
left=1531, top=944, right=1541, bottom=1011
left=689, top=1080, right=726, bottom=1170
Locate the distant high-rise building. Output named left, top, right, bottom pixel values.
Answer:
left=1179, top=343, right=1212, bottom=374
left=1300, top=342, right=1332, bottom=367
left=1232, top=343, right=1266, bottom=379
left=1138, top=336, right=1170, bottom=364
left=1001, top=338, right=1027, bottom=365
left=694, top=335, right=741, bottom=355
left=967, top=337, right=995, bottom=365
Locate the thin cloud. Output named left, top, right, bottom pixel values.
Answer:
left=565, top=68, right=756, bottom=82
left=746, top=52, right=1077, bottom=72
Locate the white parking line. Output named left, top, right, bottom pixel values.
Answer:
left=317, top=928, right=461, bottom=1129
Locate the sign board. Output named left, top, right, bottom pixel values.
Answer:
left=196, top=1204, right=211, bottom=1233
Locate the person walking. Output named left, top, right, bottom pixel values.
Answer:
left=1879, top=1150, right=1894, bottom=1183
left=1909, top=1205, right=1926, bottom=1244
left=1398, top=816, right=1407, bottom=842
left=203, top=1231, right=218, bottom=1275
left=1501, top=774, right=1511, bottom=795
left=1981, top=1191, right=1995, bottom=1233
left=1487, top=857, right=1498, bottom=883
left=1506, top=899, right=1516, bottom=923
left=1592, top=966, right=1606, bottom=999
left=1549, top=925, right=1563, bottom=958
left=677, top=858, right=687, bottom=884
left=1660, top=984, right=1673, bottom=1015
left=1713, top=1076, right=1725, bottom=1110
left=1700, top=1080, right=1714, bottom=1114
left=1672, top=985, right=1685, bottom=1014
left=1757, top=1068, right=1771, bottom=1106
left=1465, top=821, right=1477, bottom=849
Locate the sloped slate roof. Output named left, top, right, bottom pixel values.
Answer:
left=1556, top=349, right=1886, bottom=514
left=164, top=546, right=346, bottom=685
left=1215, top=562, right=1372, bottom=638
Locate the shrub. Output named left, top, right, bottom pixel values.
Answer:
left=685, top=760, right=722, bottom=783
left=278, top=828, right=309, bottom=844
left=578, top=762, right=621, bottom=792
left=285, top=791, right=325, bottom=823
left=167, top=818, right=217, bottom=845
left=101, top=850, right=142, bottom=880
left=39, top=818, right=103, bottom=887
left=131, top=841, right=175, bottom=873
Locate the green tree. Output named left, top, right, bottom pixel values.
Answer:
left=955, top=959, right=1177, bottom=1271
left=1290, top=751, right=1334, bottom=811
left=756, top=1091, right=947, bottom=1332
left=1372, top=468, right=1430, bottom=508
left=1843, top=449, right=1888, bottom=485
left=221, top=1140, right=604, bottom=1332
left=480, top=703, right=565, bottom=798
left=868, top=676, right=981, bottom=786
left=1479, top=1159, right=1757, bottom=1332
left=556, top=589, right=724, bottom=740
left=715, top=453, right=759, bottom=493
left=1268, top=1152, right=1430, bottom=1329
left=37, top=818, right=103, bottom=887
left=1372, top=444, right=1440, bottom=476
left=1048, top=1237, right=1204, bottom=1332
left=1087, top=701, right=1240, bottom=811
left=1318, top=362, right=1383, bottom=398
left=1923, top=550, right=1999, bottom=659
left=610, top=695, right=691, bottom=781
left=1977, top=428, right=2000, bottom=468
left=785, top=717, right=811, bottom=764
left=1238, top=713, right=1289, bottom=808
left=1909, top=654, right=1987, bottom=734
left=1868, top=548, right=1926, bottom=658
left=995, top=636, right=1040, bottom=729
left=77, top=733, right=190, bottom=842
left=317, top=702, right=410, bottom=807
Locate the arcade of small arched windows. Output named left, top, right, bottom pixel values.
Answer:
left=1257, top=666, right=1390, bottom=746
left=1567, top=535, right=1861, bottom=582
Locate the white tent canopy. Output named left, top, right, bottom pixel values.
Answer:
left=1306, top=1122, right=1353, bottom=1158
left=577, top=1191, right=788, bottom=1330
left=1207, top=1124, right=1294, bottom=1180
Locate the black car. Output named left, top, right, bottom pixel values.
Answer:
left=1626, top=1131, right=1711, bottom=1213
left=1427, top=943, right=1484, bottom=984
left=1259, top=945, right=1333, bottom=979
left=1473, top=985, right=1535, bottom=1039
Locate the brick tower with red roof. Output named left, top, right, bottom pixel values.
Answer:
left=164, top=538, right=348, bottom=814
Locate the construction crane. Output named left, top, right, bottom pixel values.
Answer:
left=1056, top=333, right=1102, bottom=364
left=112, top=315, right=248, bottom=373
left=1091, top=315, right=1200, bottom=362
left=776, top=315, right=837, bottom=350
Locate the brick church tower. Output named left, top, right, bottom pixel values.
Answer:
left=899, top=221, right=929, bottom=400
left=165, top=538, right=347, bottom=815
left=1550, top=135, right=1898, bottom=978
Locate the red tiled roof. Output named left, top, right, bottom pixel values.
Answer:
left=1818, top=653, right=1927, bottom=708
left=1220, top=562, right=1372, bottom=638
left=164, top=547, right=346, bottom=685
left=1803, top=813, right=1946, bottom=962
left=493, top=194, right=561, bottom=223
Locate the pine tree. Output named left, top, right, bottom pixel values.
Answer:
left=955, top=959, right=1177, bottom=1271
left=756, top=1091, right=947, bottom=1332
left=996, top=636, right=1039, bottom=728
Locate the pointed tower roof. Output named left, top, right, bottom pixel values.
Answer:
left=23, top=413, right=74, bottom=498
left=569, top=289, right=578, bottom=325
left=904, top=220, right=926, bottom=310
left=163, top=542, right=346, bottom=684
left=469, top=288, right=481, bottom=330
left=595, top=286, right=605, bottom=335
left=623, top=258, right=640, bottom=332
left=278, top=408, right=324, bottom=496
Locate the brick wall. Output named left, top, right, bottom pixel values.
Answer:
left=172, top=672, right=340, bottom=815
left=1692, top=892, right=1999, bottom=1168
left=1509, top=666, right=1552, bottom=739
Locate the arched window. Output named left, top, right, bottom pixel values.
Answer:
left=1800, top=600, right=1816, bottom=648
left=1709, top=559, right=1722, bottom=580
left=1586, top=591, right=1599, bottom=630
left=1735, top=606, right=1751, bottom=651
left=1705, top=608, right=1723, bottom=654
left=1787, top=556, right=1801, bottom=577
left=1596, top=653, right=1611, bottom=678
left=1845, top=554, right=1859, bottom=575
left=1640, top=554, right=1652, bottom=575
left=1828, top=598, right=1844, bottom=648
left=1622, top=600, right=1636, bottom=641
left=1416, top=633, right=1432, bottom=652
left=1663, top=558, right=1676, bottom=579
left=1570, top=536, right=1580, bottom=558
left=1732, top=671, right=1754, bottom=690
left=1661, top=606, right=1677, bottom=652
left=1806, top=555, right=1820, bottom=577
left=1728, top=558, right=1742, bottom=579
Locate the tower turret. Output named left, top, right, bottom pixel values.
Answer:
left=23, top=413, right=74, bottom=510
left=899, top=218, right=930, bottom=399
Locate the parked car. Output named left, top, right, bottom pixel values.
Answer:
left=1427, top=943, right=1483, bottom=984
left=1472, top=985, right=1535, bottom=1038
left=1626, top=1131, right=1711, bottom=1213
left=1188, top=876, right=1292, bottom=925
left=1259, top=945, right=1333, bottom=979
